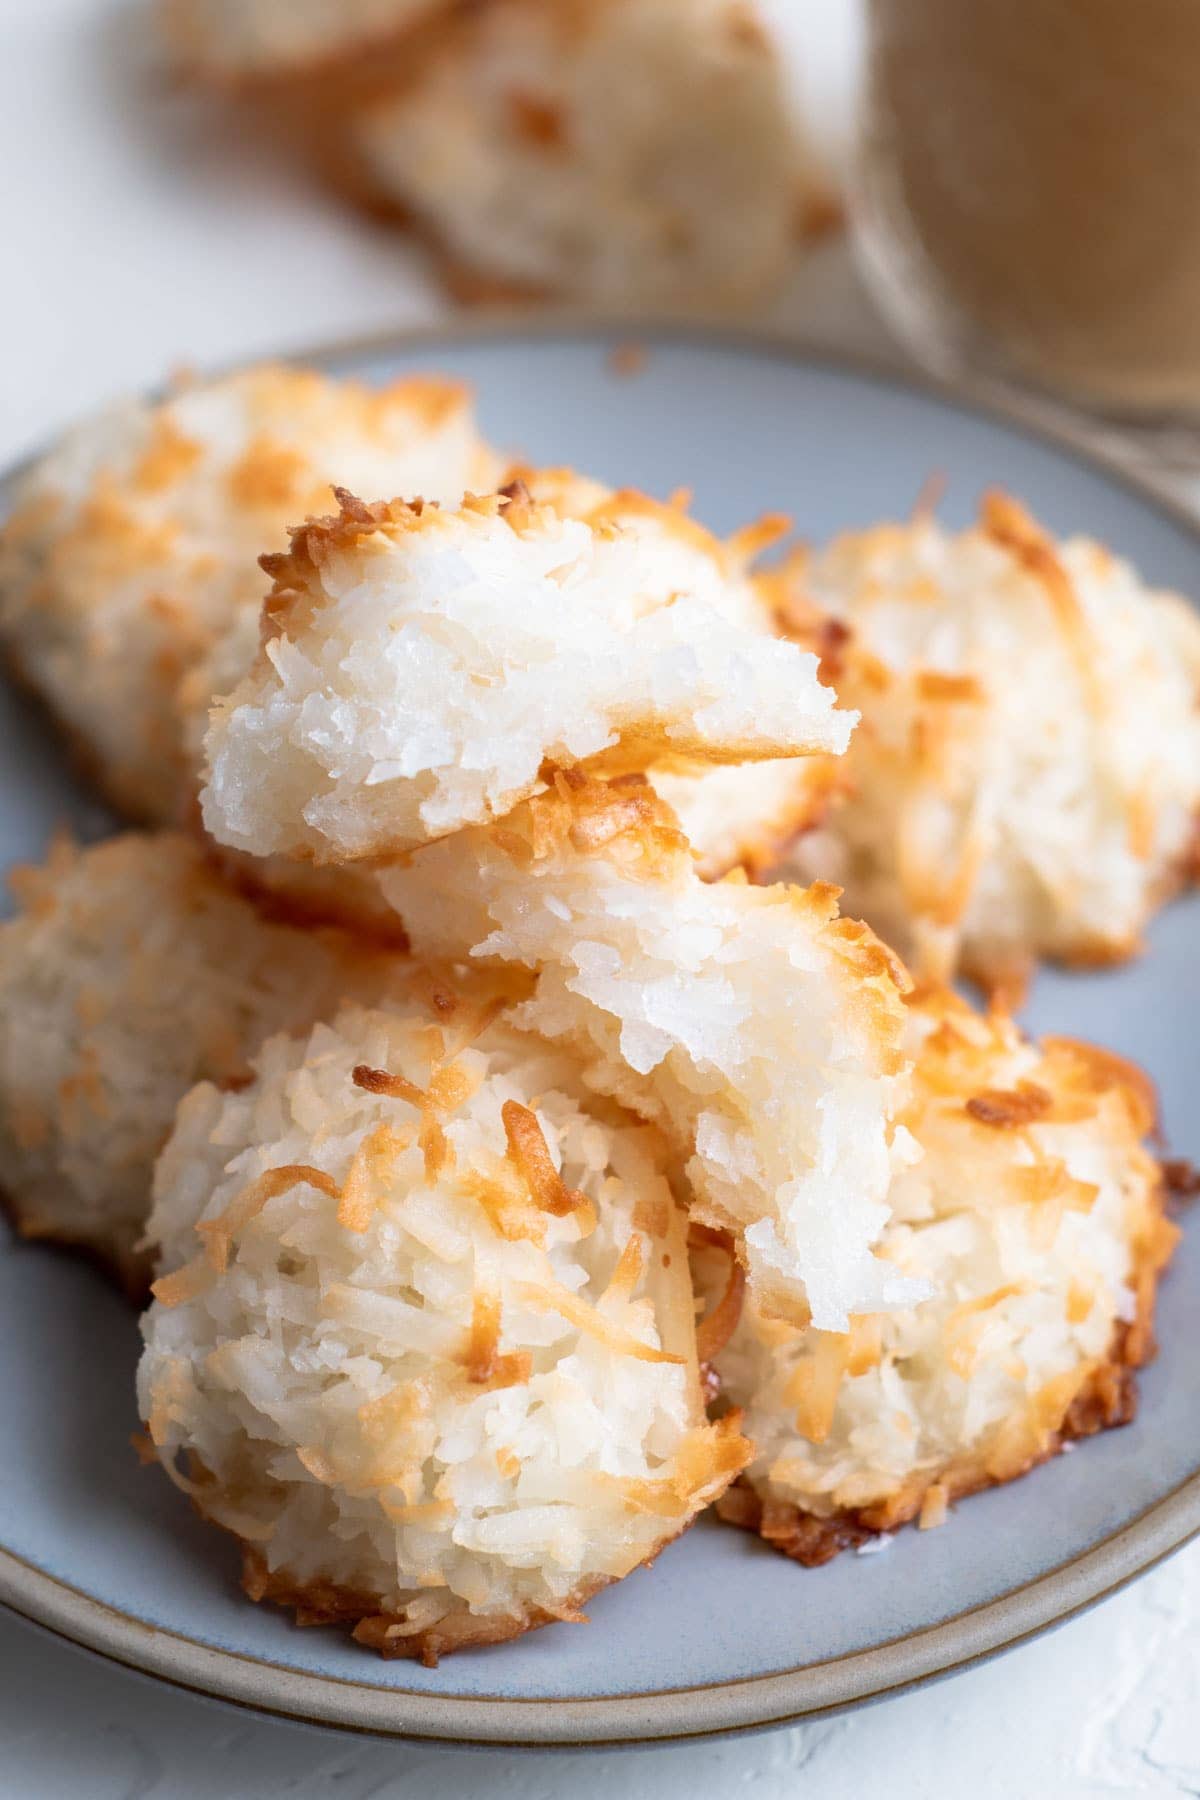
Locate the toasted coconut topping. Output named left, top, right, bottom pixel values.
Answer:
left=380, top=772, right=924, bottom=1330
left=780, top=492, right=1200, bottom=990
left=353, top=1063, right=425, bottom=1107
left=714, top=987, right=1176, bottom=1549
left=1040, top=1038, right=1161, bottom=1137
left=0, top=831, right=400, bottom=1294
left=200, top=471, right=853, bottom=866
left=351, top=1046, right=486, bottom=1182
left=1164, top=1159, right=1200, bottom=1201
left=138, top=995, right=747, bottom=1645
left=518, top=1278, right=685, bottom=1365
left=338, top=1123, right=410, bottom=1232
left=653, top=752, right=843, bottom=882
left=0, top=364, right=498, bottom=829
left=462, top=1288, right=504, bottom=1384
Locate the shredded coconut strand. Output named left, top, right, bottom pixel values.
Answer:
left=161, top=0, right=434, bottom=80
left=714, top=988, right=1176, bottom=1542
left=0, top=832, right=399, bottom=1289
left=782, top=493, right=1200, bottom=990
left=201, top=475, right=853, bottom=865
left=349, top=0, right=815, bottom=309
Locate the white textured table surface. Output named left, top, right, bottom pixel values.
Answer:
left=2, top=1, right=1199, bottom=1794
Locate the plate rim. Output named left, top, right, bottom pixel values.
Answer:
left=1, top=309, right=1197, bottom=1747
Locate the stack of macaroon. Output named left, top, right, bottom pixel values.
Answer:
left=0, top=360, right=1194, bottom=1662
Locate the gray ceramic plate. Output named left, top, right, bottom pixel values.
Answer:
left=0, top=321, right=1196, bottom=1748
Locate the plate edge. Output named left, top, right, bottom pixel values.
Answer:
left=1, top=308, right=1197, bottom=1745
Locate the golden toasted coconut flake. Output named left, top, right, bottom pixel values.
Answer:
left=784, top=1331, right=850, bottom=1445
left=1164, top=1159, right=1200, bottom=1201
left=150, top=1254, right=215, bottom=1309
left=517, top=1279, right=685, bottom=1366
left=965, top=1083, right=1053, bottom=1129
left=942, top=1283, right=1032, bottom=1379
left=917, top=1483, right=949, bottom=1531
left=980, top=491, right=1105, bottom=719
left=352, top=1063, right=425, bottom=1108
left=350, top=1050, right=478, bottom=1182
left=338, top=1124, right=410, bottom=1232
left=601, top=1413, right=751, bottom=1518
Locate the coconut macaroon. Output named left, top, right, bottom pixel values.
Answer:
left=712, top=988, right=1179, bottom=1562
left=0, top=365, right=497, bottom=824
left=345, top=0, right=816, bottom=308
left=781, top=493, right=1200, bottom=993
left=138, top=993, right=749, bottom=1661
left=201, top=480, right=853, bottom=865
left=160, top=0, right=438, bottom=83
left=0, top=832, right=396, bottom=1294
left=377, top=773, right=924, bottom=1330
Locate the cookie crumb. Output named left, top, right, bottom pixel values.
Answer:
left=608, top=342, right=648, bottom=379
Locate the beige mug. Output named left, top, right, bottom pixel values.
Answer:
left=855, top=0, right=1200, bottom=421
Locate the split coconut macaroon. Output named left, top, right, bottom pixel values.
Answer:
left=712, top=987, right=1179, bottom=1562
left=374, top=773, right=926, bottom=1330
left=0, top=365, right=498, bottom=824
left=137, top=989, right=750, bottom=1661
left=191, top=588, right=837, bottom=889
left=343, top=0, right=822, bottom=308
left=780, top=493, right=1200, bottom=994
left=201, top=478, right=853, bottom=865
left=0, top=832, right=397, bottom=1294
